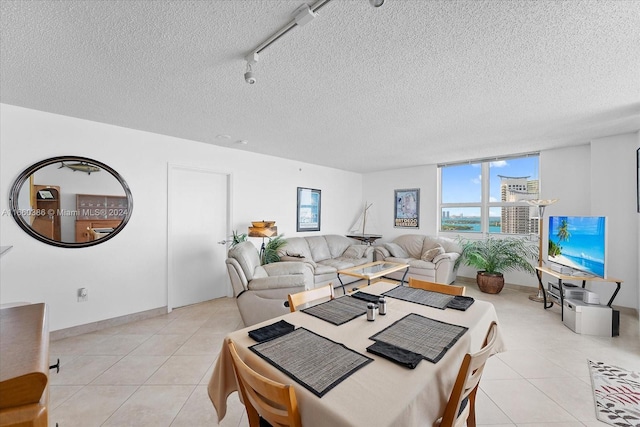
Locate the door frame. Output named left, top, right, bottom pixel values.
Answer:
left=166, top=163, right=233, bottom=312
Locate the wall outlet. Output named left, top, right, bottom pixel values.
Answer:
left=77, top=287, right=88, bottom=302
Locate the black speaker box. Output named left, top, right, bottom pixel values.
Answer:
left=612, top=309, right=620, bottom=337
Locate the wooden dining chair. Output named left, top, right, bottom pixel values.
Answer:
left=227, top=340, right=302, bottom=427
left=408, top=277, right=466, bottom=296
left=287, top=283, right=335, bottom=312
left=436, top=321, right=499, bottom=427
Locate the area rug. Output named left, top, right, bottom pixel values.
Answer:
left=588, top=360, right=640, bottom=427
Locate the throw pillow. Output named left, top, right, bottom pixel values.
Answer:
left=421, top=245, right=445, bottom=262
left=384, top=243, right=409, bottom=258
left=343, top=245, right=367, bottom=259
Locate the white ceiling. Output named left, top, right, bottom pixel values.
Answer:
left=1, top=0, right=639, bottom=173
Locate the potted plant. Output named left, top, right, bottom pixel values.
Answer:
left=455, top=236, right=538, bottom=294
left=230, top=230, right=247, bottom=248
left=263, top=234, right=287, bottom=265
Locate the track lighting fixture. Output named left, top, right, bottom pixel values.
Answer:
left=243, top=0, right=384, bottom=84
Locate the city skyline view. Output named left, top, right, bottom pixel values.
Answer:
left=440, top=156, right=539, bottom=233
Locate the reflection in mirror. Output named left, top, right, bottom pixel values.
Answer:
left=9, top=156, right=133, bottom=248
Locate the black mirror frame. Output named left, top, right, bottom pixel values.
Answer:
left=9, top=156, right=134, bottom=248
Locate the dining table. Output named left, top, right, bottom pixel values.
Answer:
left=208, top=280, right=506, bottom=426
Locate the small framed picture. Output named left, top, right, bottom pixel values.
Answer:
left=394, top=188, right=419, bottom=228
left=297, top=187, right=321, bottom=232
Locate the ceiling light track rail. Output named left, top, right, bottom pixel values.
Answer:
left=249, top=0, right=333, bottom=57
left=243, top=0, right=384, bottom=84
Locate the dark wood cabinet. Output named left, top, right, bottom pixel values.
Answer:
left=75, top=194, right=128, bottom=243
left=31, top=185, right=61, bottom=241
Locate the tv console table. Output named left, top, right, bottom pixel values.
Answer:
left=535, top=266, right=622, bottom=321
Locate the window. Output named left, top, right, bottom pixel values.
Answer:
left=439, top=154, right=539, bottom=235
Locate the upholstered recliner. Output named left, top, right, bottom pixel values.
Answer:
left=226, top=241, right=312, bottom=326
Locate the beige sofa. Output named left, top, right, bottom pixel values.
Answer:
left=278, top=234, right=374, bottom=290
left=373, top=234, right=461, bottom=284
left=226, top=241, right=312, bottom=326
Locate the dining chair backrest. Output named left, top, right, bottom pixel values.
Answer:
left=227, top=339, right=302, bottom=427
left=437, top=321, right=499, bottom=427
left=287, top=283, right=335, bottom=312
left=408, top=277, right=466, bottom=296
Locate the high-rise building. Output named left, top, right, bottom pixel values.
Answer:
left=498, top=175, right=539, bottom=234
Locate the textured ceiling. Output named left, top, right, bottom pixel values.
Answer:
left=1, top=0, right=639, bottom=173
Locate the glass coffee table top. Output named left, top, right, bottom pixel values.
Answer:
left=337, top=261, right=409, bottom=294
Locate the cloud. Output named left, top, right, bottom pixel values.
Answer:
left=471, top=174, right=481, bottom=184
left=490, top=160, right=508, bottom=167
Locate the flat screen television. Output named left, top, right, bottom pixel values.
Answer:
left=547, top=216, right=607, bottom=278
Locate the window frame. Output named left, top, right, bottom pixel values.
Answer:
left=438, top=153, right=540, bottom=236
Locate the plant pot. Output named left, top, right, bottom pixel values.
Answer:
left=476, top=271, right=504, bottom=294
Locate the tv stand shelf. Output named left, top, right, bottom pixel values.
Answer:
left=535, top=266, right=622, bottom=321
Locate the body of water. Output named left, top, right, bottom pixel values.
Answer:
left=441, top=217, right=501, bottom=233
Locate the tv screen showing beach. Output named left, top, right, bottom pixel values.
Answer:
left=547, top=216, right=607, bottom=277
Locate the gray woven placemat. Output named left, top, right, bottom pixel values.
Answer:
left=301, top=296, right=368, bottom=325
left=369, top=313, right=468, bottom=363
left=250, top=327, right=373, bottom=397
left=383, top=285, right=455, bottom=309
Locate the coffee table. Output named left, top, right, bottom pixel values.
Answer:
left=337, top=261, right=409, bottom=294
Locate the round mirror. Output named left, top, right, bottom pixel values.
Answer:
left=9, top=156, right=133, bottom=248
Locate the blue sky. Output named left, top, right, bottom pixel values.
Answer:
left=441, top=157, right=539, bottom=216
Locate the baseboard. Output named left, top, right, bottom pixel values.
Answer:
left=50, top=306, right=168, bottom=341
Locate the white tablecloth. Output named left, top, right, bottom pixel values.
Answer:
left=208, top=280, right=505, bottom=426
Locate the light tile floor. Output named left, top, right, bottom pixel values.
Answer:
left=48, top=282, right=640, bottom=426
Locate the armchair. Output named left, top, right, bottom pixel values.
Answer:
left=226, top=241, right=312, bottom=326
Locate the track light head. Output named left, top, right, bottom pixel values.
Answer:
left=244, top=70, right=256, bottom=84
left=369, top=0, right=384, bottom=7
left=244, top=52, right=259, bottom=85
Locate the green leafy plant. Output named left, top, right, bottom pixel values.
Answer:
left=230, top=230, right=247, bottom=248
left=455, top=236, right=538, bottom=275
left=263, top=234, right=287, bottom=264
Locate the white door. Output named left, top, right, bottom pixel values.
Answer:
left=168, top=165, right=231, bottom=310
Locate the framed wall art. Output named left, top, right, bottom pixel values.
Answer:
left=297, top=187, right=321, bottom=232
left=394, top=188, right=419, bottom=228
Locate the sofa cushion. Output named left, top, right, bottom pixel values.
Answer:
left=343, top=245, right=367, bottom=258
left=383, top=256, right=412, bottom=264
left=248, top=275, right=306, bottom=290
left=421, top=245, right=445, bottom=262
left=281, top=237, right=314, bottom=260
left=324, top=235, right=353, bottom=259
left=307, top=236, right=332, bottom=262
left=424, top=236, right=461, bottom=254
left=393, top=235, right=425, bottom=259
left=313, top=263, right=338, bottom=275
left=384, top=242, right=409, bottom=258
left=407, top=259, right=437, bottom=270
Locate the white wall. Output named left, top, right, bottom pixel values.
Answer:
left=1, top=103, right=637, bottom=333
left=363, top=137, right=640, bottom=310
left=0, top=104, right=363, bottom=331
left=589, top=133, right=639, bottom=310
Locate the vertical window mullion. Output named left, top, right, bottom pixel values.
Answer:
left=481, top=162, right=489, bottom=235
